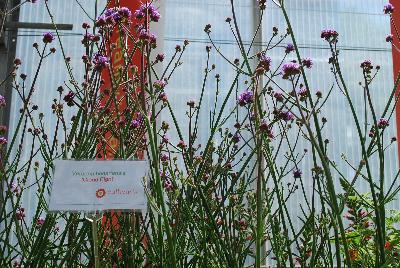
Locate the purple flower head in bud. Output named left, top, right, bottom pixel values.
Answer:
left=95, top=15, right=107, bottom=26
left=161, top=154, right=170, bottom=162
left=321, top=29, right=339, bottom=43
left=259, top=119, right=269, bottom=131
left=134, top=10, right=145, bottom=19
left=164, top=179, right=173, bottom=191
left=378, top=118, right=389, bottom=129
left=158, top=92, right=168, bottom=102
left=131, top=120, right=141, bottom=129
left=238, top=89, right=254, bottom=106
left=160, top=171, right=168, bottom=179
left=0, top=136, right=7, bottom=145
left=82, top=33, right=95, bottom=45
left=16, top=207, right=25, bottom=220
left=282, top=62, right=301, bottom=79
left=276, top=110, right=294, bottom=122
left=293, top=169, right=302, bottom=179
left=386, top=34, right=394, bottom=42
left=297, top=87, right=308, bottom=99
left=139, top=29, right=150, bottom=41
left=131, top=112, right=144, bottom=129
left=9, top=182, right=20, bottom=195
left=260, top=119, right=274, bottom=138
left=154, top=80, right=166, bottom=90
left=177, top=140, right=187, bottom=149
left=0, top=95, right=6, bottom=107
left=42, top=32, right=55, bottom=43
left=92, top=53, right=109, bottom=71
left=162, top=135, right=169, bottom=144
left=274, top=91, right=284, bottom=102
left=384, top=3, right=395, bottom=14
left=63, top=91, right=75, bottom=106
left=139, top=3, right=156, bottom=13
left=250, top=112, right=256, bottom=121
left=156, top=53, right=165, bottom=62
left=360, top=59, right=372, bottom=69
left=232, top=132, right=241, bottom=143
left=302, top=58, right=313, bottom=69
left=37, top=217, right=45, bottom=226
left=149, top=33, right=157, bottom=44
left=285, top=43, right=295, bottom=53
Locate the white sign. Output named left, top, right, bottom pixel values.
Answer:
left=48, top=160, right=147, bottom=212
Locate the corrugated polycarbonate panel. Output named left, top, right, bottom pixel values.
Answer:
left=7, top=0, right=106, bottom=223
left=262, top=0, right=398, bottom=265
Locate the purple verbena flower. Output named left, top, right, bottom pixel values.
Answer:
left=135, top=3, right=161, bottom=22
left=118, top=7, right=132, bottom=19
left=37, top=217, right=45, bottom=226
left=95, top=15, right=107, bottom=26
left=285, top=43, right=295, bottom=53
left=378, top=118, right=389, bottom=128
left=238, top=89, right=254, bottom=106
left=161, top=154, right=170, bottom=162
left=360, top=60, right=373, bottom=73
left=293, top=169, right=302, bottom=179
left=154, top=80, right=167, bottom=90
left=156, top=53, right=165, bottom=62
left=232, top=132, right=241, bottom=143
left=131, top=112, right=144, bottom=129
left=134, top=10, right=145, bottom=19
left=162, top=135, right=169, bottom=144
left=81, top=33, right=95, bottom=45
left=0, top=95, right=6, bottom=107
left=273, top=91, right=284, bottom=102
left=297, top=87, right=308, bottom=99
left=63, top=91, right=75, bottom=106
left=9, top=182, right=20, bottom=195
left=150, top=10, right=161, bottom=22
left=276, top=110, right=294, bottom=122
left=321, top=29, right=339, bottom=43
left=149, top=33, right=157, bottom=44
left=302, top=57, right=313, bottom=69
left=139, top=28, right=149, bottom=40
left=158, top=92, right=168, bottom=102
left=16, top=208, right=25, bottom=220
left=164, top=179, right=173, bottom=191
left=282, top=62, right=301, bottom=79
left=42, top=32, right=54, bottom=43
left=259, top=119, right=274, bottom=138
left=259, top=54, right=272, bottom=71
left=384, top=3, right=395, bottom=14
left=360, top=59, right=372, bottom=69
left=0, top=136, right=7, bottom=145
left=92, top=53, right=109, bottom=71
left=177, top=140, right=187, bottom=149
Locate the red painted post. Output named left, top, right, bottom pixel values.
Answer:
left=390, top=1, right=400, bottom=158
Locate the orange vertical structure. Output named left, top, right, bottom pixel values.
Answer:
left=99, top=0, right=144, bottom=160
left=390, top=1, right=400, bottom=159
left=99, top=0, right=145, bottom=231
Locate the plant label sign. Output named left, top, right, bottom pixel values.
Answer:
left=48, top=160, right=147, bottom=212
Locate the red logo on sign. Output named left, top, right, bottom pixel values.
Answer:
left=96, top=188, right=106, bottom=199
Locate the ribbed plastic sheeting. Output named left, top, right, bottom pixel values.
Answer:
left=262, top=0, right=398, bottom=266
left=6, top=0, right=106, bottom=229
